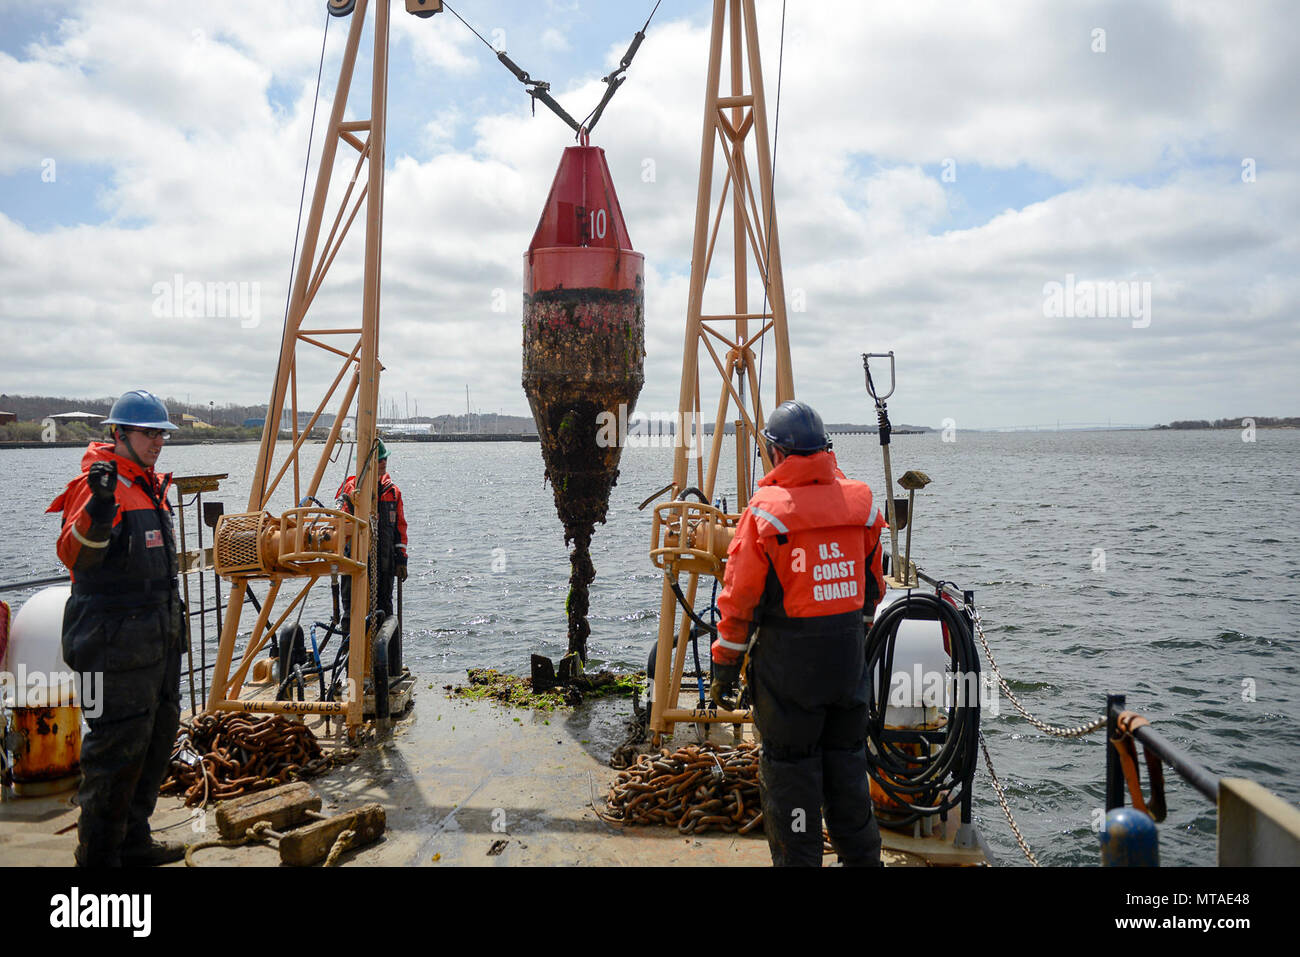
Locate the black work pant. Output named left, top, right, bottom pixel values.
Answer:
left=64, top=599, right=183, bottom=867
left=749, top=622, right=882, bottom=866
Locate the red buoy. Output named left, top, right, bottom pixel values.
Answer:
left=523, top=142, right=645, bottom=662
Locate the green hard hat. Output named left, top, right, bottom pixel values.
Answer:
left=377, top=439, right=389, bottom=460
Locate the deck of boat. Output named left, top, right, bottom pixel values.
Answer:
left=1, top=674, right=987, bottom=866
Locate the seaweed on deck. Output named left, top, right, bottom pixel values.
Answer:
left=449, top=668, right=646, bottom=710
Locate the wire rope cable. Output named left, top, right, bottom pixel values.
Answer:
left=578, top=0, right=664, bottom=134
left=749, top=0, right=787, bottom=499
left=443, top=0, right=660, bottom=136
left=258, top=8, right=332, bottom=504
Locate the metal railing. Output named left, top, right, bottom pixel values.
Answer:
left=1105, top=693, right=1218, bottom=809
left=0, top=575, right=70, bottom=594
left=0, top=573, right=241, bottom=713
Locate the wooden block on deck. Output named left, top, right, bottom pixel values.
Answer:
left=278, top=803, right=386, bottom=867
left=215, top=782, right=321, bottom=840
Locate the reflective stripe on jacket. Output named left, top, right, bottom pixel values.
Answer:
left=712, top=450, right=888, bottom=665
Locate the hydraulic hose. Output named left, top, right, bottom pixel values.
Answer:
left=670, top=581, right=718, bottom=636
left=864, top=591, right=981, bottom=826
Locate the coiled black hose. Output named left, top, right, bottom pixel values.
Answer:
left=864, top=591, right=981, bottom=826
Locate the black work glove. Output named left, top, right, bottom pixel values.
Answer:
left=396, top=560, right=408, bottom=582
left=710, top=661, right=741, bottom=709
left=86, top=460, right=118, bottom=522
left=88, top=460, right=117, bottom=501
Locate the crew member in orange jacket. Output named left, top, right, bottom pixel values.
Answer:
left=48, top=389, right=186, bottom=867
left=712, top=400, right=889, bottom=866
left=336, top=440, right=408, bottom=625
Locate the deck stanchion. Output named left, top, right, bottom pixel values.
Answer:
left=1105, top=693, right=1126, bottom=810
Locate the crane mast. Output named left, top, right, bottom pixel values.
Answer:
left=200, top=0, right=788, bottom=743
left=208, top=0, right=430, bottom=734
left=647, top=0, right=793, bottom=741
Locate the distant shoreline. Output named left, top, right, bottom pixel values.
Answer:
left=5, top=425, right=1297, bottom=450
left=1152, top=422, right=1299, bottom=431
left=0, top=434, right=541, bottom=449
left=0, top=438, right=262, bottom=450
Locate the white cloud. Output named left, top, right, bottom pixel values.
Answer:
left=392, top=4, right=479, bottom=74
left=539, top=28, right=570, bottom=54
left=0, top=0, right=1296, bottom=429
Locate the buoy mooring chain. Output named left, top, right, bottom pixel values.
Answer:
left=599, top=742, right=841, bottom=854
left=599, top=742, right=765, bottom=835
left=161, top=712, right=352, bottom=808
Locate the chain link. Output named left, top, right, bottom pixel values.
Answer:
left=367, top=512, right=378, bottom=616
left=963, top=601, right=1102, bottom=866
left=978, top=731, right=1039, bottom=866
left=968, top=604, right=1107, bottom=738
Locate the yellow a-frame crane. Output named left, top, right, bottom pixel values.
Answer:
left=647, top=0, right=793, bottom=742
left=202, top=0, right=787, bottom=743
left=207, top=0, right=441, bottom=734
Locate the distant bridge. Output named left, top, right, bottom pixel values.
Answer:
left=966, top=422, right=1151, bottom=433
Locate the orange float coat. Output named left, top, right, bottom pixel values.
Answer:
left=336, top=470, right=408, bottom=570
left=46, top=441, right=183, bottom=866
left=49, top=442, right=178, bottom=589
left=712, top=450, right=888, bottom=666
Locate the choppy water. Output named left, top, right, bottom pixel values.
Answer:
left=4, top=428, right=1298, bottom=866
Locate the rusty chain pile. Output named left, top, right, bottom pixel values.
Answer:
left=601, top=741, right=840, bottom=855
left=599, top=741, right=767, bottom=835
left=162, top=712, right=343, bottom=808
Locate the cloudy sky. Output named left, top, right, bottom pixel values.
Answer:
left=1, top=0, right=1296, bottom=429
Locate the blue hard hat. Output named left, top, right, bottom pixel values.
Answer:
left=762, top=400, right=828, bottom=455
left=102, top=390, right=179, bottom=430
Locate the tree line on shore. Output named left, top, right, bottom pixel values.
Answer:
left=0, top=393, right=270, bottom=426
left=0, top=393, right=540, bottom=443
left=0, top=394, right=269, bottom=443
left=1154, top=417, right=1299, bottom=429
